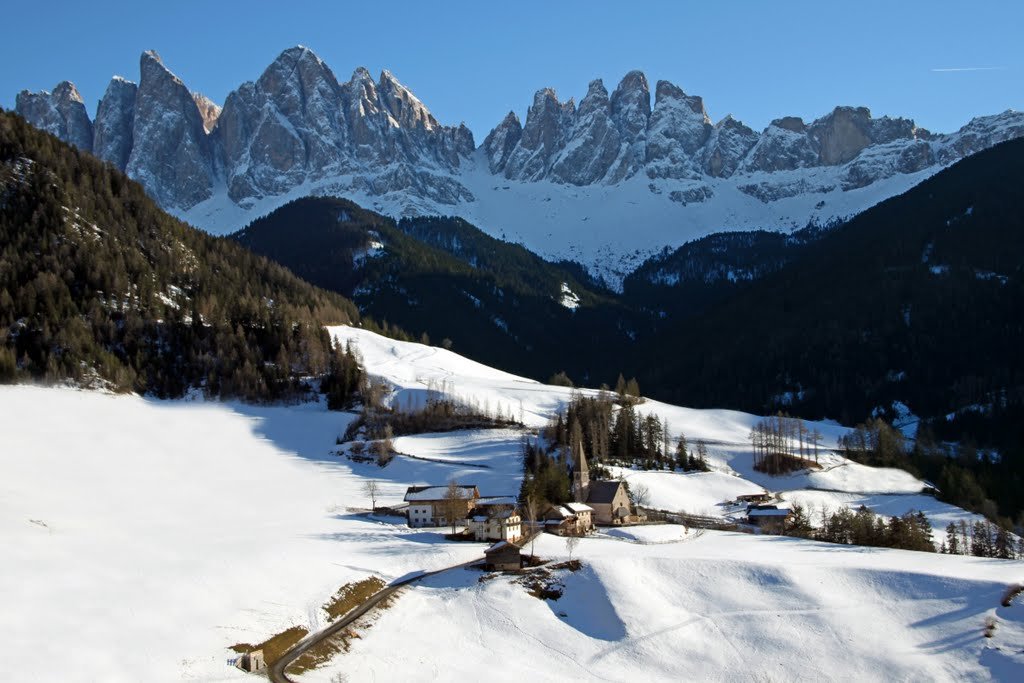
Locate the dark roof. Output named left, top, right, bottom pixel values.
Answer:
left=586, top=480, right=626, bottom=505
left=403, top=484, right=479, bottom=502
left=486, top=540, right=519, bottom=555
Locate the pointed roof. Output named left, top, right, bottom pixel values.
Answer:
left=586, top=480, right=626, bottom=505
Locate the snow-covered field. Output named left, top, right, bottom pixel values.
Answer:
left=313, top=532, right=1024, bottom=682
left=3, top=325, right=1023, bottom=681
left=0, top=386, right=492, bottom=682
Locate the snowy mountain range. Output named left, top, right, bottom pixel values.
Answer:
left=15, top=46, right=1024, bottom=284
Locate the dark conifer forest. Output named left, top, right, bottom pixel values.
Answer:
left=0, top=110, right=363, bottom=405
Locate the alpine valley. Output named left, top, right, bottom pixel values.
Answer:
left=5, top=37, right=1024, bottom=683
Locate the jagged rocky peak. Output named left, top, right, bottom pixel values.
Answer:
left=550, top=78, right=622, bottom=185
left=807, top=106, right=917, bottom=166
left=578, top=78, right=611, bottom=116
left=482, top=111, right=522, bottom=174
left=501, top=87, right=575, bottom=181
left=378, top=69, right=439, bottom=131
left=702, top=115, right=759, bottom=178
left=93, top=76, right=138, bottom=170
left=15, top=80, right=94, bottom=153
left=255, top=46, right=344, bottom=120
left=219, top=45, right=348, bottom=201
left=216, top=46, right=474, bottom=205
left=645, top=79, right=713, bottom=180
left=127, top=50, right=216, bottom=209
left=610, top=70, right=651, bottom=137
left=772, top=116, right=807, bottom=133
left=740, top=116, right=816, bottom=173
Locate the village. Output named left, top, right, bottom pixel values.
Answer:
left=380, top=439, right=791, bottom=572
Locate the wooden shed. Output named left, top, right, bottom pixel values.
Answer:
left=484, top=541, right=521, bottom=571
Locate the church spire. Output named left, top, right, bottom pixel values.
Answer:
left=572, top=438, right=590, bottom=503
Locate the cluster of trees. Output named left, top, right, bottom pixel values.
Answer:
left=749, top=414, right=824, bottom=474
left=785, top=504, right=935, bottom=553
left=543, top=390, right=707, bottom=472
left=0, top=111, right=368, bottom=404
left=519, top=438, right=572, bottom=508
left=837, top=417, right=904, bottom=464
left=941, top=520, right=1023, bottom=559
left=839, top=417, right=1023, bottom=531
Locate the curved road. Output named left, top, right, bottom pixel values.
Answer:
left=269, top=557, right=482, bottom=683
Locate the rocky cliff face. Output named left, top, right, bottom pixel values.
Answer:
left=218, top=48, right=474, bottom=206
left=13, top=47, right=1024, bottom=237
left=125, top=51, right=217, bottom=209
left=15, top=81, right=93, bottom=153
left=16, top=46, right=475, bottom=212
left=93, top=77, right=137, bottom=171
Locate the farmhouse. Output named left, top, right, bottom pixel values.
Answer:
left=747, top=506, right=791, bottom=534
left=467, top=497, right=522, bottom=542
left=543, top=502, right=595, bottom=535
left=484, top=540, right=521, bottom=571
left=404, top=484, right=480, bottom=528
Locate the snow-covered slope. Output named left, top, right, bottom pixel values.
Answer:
left=4, top=325, right=1022, bottom=681
left=314, top=531, right=1024, bottom=682
left=16, top=48, right=1024, bottom=286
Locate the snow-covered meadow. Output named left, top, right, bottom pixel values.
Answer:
left=3, top=325, right=1023, bottom=681
left=313, top=531, right=1024, bottom=682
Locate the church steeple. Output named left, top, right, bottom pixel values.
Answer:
left=572, top=439, right=590, bottom=503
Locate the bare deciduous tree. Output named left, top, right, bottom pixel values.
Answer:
left=628, top=482, right=651, bottom=510
left=442, top=479, right=465, bottom=535
left=363, top=480, right=380, bottom=512
left=523, top=492, right=540, bottom=558
left=565, top=534, right=580, bottom=561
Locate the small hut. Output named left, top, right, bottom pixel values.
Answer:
left=484, top=541, right=521, bottom=571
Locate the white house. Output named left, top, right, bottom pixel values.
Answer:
left=466, top=496, right=522, bottom=542
left=543, top=502, right=594, bottom=536
left=404, top=485, right=480, bottom=528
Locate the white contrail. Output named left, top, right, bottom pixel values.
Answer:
left=931, top=66, right=1007, bottom=72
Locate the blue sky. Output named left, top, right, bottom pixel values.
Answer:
left=2, top=0, right=1022, bottom=140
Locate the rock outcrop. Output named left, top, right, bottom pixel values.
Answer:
left=93, top=77, right=137, bottom=171
left=15, top=81, right=93, bottom=153
left=126, top=51, right=216, bottom=210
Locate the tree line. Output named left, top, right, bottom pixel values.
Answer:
left=941, top=519, right=1024, bottom=559
left=784, top=504, right=935, bottom=553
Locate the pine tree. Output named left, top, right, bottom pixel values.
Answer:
left=945, top=522, right=961, bottom=555
left=676, top=433, right=689, bottom=471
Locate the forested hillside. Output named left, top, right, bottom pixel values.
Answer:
left=634, top=138, right=1024, bottom=522
left=0, top=110, right=362, bottom=404
left=233, top=197, right=634, bottom=383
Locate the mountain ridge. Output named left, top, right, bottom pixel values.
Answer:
left=15, top=46, right=1024, bottom=284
